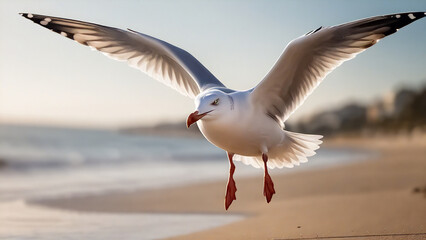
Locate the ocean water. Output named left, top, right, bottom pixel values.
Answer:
left=0, top=124, right=374, bottom=239
left=0, top=124, right=373, bottom=202
left=0, top=125, right=229, bottom=202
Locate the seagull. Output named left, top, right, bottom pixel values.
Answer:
left=21, top=12, right=425, bottom=210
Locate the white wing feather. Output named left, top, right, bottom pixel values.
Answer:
left=21, top=13, right=226, bottom=98
left=251, top=12, right=426, bottom=123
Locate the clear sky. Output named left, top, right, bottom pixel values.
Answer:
left=0, top=0, right=425, bottom=129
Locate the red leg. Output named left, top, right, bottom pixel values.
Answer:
left=262, top=153, right=275, bottom=203
left=225, top=152, right=237, bottom=210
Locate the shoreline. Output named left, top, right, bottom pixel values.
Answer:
left=29, top=135, right=426, bottom=239
left=31, top=144, right=374, bottom=214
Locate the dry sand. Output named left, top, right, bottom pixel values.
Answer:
left=36, top=135, right=426, bottom=240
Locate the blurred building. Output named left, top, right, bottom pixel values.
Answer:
left=296, top=104, right=367, bottom=135
left=367, top=89, right=416, bottom=123
left=292, top=86, right=424, bottom=135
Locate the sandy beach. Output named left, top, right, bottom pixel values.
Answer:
left=33, top=135, right=426, bottom=239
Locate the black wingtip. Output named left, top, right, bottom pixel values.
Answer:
left=354, top=12, right=426, bottom=38
left=20, top=13, right=35, bottom=19
left=393, top=12, right=426, bottom=20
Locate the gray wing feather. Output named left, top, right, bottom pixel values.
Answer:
left=20, top=13, right=226, bottom=98
left=251, top=12, right=425, bottom=123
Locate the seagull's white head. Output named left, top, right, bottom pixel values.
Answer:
left=186, top=90, right=230, bottom=128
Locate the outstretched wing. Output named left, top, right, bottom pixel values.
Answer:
left=20, top=13, right=226, bottom=98
left=251, top=12, right=425, bottom=124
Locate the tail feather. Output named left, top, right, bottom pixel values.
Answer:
left=234, top=131, right=323, bottom=169
left=289, top=141, right=317, bottom=157
left=287, top=133, right=321, bottom=152
left=289, top=148, right=308, bottom=163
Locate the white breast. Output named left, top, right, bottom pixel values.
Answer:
left=197, top=92, right=284, bottom=156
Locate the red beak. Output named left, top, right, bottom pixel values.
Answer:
left=186, top=111, right=209, bottom=128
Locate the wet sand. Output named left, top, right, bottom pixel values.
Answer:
left=35, top=135, right=426, bottom=239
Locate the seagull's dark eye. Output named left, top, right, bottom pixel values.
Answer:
left=211, top=98, right=219, bottom=106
